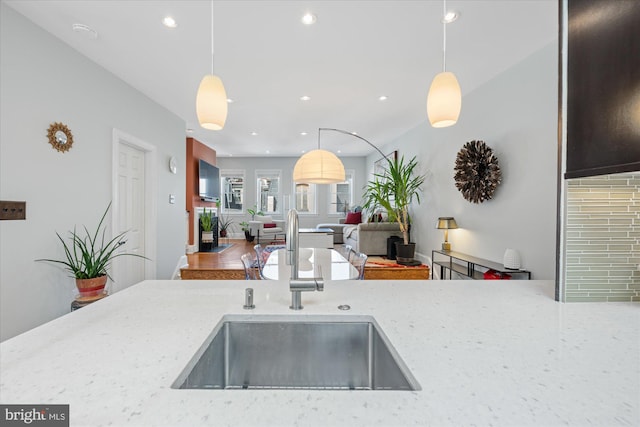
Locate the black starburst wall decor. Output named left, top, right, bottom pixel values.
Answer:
left=454, top=140, right=502, bottom=204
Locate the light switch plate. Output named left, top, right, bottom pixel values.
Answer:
left=169, top=194, right=176, bottom=204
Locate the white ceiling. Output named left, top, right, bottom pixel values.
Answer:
left=5, top=0, right=558, bottom=157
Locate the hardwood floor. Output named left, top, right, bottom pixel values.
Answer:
left=181, top=239, right=261, bottom=279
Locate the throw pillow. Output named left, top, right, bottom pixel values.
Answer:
left=263, top=223, right=277, bottom=229
left=345, top=211, right=362, bottom=224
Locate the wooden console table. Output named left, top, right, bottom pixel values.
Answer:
left=432, top=250, right=531, bottom=280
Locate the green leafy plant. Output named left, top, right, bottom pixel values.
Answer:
left=362, top=155, right=426, bottom=245
left=200, top=208, right=214, bottom=232
left=239, top=221, right=250, bottom=232
left=37, top=203, right=147, bottom=280
left=247, top=205, right=263, bottom=220
left=218, top=213, right=233, bottom=236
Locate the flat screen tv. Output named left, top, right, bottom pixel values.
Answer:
left=198, top=159, right=220, bottom=202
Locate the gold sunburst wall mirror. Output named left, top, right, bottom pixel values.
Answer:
left=47, top=122, right=74, bottom=153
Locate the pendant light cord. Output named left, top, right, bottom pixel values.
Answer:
left=210, top=0, right=214, bottom=74
left=442, top=0, right=447, bottom=72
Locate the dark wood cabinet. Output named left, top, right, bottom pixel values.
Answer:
left=565, top=0, right=640, bottom=179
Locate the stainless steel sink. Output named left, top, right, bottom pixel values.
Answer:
left=172, top=315, right=420, bottom=391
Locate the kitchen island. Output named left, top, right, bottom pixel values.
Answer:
left=1, top=279, right=638, bottom=426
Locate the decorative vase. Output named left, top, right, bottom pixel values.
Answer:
left=219, top=229, right=227, bottom=238
left=201, top=231, right=214, bottom=243
left=76, top=275, right=107, bottom=298
left=244, top=231, right=255, bottom=242
left=503, top=248, right=521, bottom=269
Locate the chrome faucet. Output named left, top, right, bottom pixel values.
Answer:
left=286, top=209, right=323, bottom=310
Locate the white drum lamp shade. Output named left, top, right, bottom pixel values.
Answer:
left=427, top=71, right=461, bottom=128
left=293, top=149, right=345, bottom=184
left=196, top=74, right=228, bottom=130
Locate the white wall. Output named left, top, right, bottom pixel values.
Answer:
left=216, top=156, right=367, bottom=231
left=369, top=42, right=558, bottom=279
left=0, top=4, right=187, bottom=341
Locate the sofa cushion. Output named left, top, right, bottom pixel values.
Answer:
left=344, top=211, right=362, bottom=224
left=343, top=225, right=358, bottom=240
left=263, top=223, right=277, bottom=228
left=255, top=215, right=273, bottom=223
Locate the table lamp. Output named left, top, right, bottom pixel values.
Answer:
left=436, top=217, right=458, bottom=250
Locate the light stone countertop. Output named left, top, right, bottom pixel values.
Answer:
left=1, top=279, right=638, bottom=427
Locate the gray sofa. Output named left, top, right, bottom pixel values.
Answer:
left=316, top=222, right=347, bottom=244
left=343, top=222, right=402, bottom=255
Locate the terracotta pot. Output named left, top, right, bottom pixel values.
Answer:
left=76, top=275, right=107, bottom=298
left=219, top=229, right=227, bottom=238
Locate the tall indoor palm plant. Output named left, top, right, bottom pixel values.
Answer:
left=363, top=155, right=425, bottom=260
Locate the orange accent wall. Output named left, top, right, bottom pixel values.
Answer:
left=186, top=137, right=217, bottom=245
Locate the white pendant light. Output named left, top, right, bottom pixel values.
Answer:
left=293, top=149, right=345, bottom=184
left=196, top=1, right=227, bottom=130
left=197, top=75, right=227, bottom=130
left=427, top=0, right=461, bottom=128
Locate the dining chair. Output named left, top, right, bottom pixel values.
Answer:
left=253, top=244, right=267, bottom=279
left=240, top=252, right=258, bottom=280
left=342, top=244, right=355, bottom=262
left=351, top=252, right=368, bottom=280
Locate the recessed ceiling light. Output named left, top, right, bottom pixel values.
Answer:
left=351, top=131, right=358, bottom=135
left=301, top=150, right=306, bottom=153
left=162, top=16, right=177, bottom=28
left=379, top=95, right=388, bottom=101
left=442, top=11, right=459, bottom=24
left=337, top=150, right=342, bottom=154
left=301, top=13, right=317, bottom=25
left=226, top=98, right=234, bottom=103
left=186, top=128, right=194, bottom=133
left=300, top=95, right=311, bottom=101
left=251, top=132, right=258, bottom=136
left=72, top=23, right=98, bottom=39
left=300, top=132, right=308, bottom=136
left=266, top=150, right=270, bottom=154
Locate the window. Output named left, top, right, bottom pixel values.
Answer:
left=220, top=170, right=245, bottom=214
left=295, top=183, right=317, bottom=214
left=256, top=170, right=281, bottom=214
left=328, top=170, right=354, bottom=215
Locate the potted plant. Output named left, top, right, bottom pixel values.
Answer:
left=218, top=213, right=233, bottom=238
left=36, top=202, right=147, bottom=298
left=247, top=205, right=263, bottom=220
left=239, top=221, right=255, bottom=242
left=362, top=155, right=426, bottom=264
left=200, top=208, right=215, bottom=250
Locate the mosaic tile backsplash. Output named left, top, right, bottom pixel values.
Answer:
left=566, top=173, right=640, bottom=302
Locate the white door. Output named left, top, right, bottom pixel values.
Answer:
left=113, top=142, right=146, bottom=290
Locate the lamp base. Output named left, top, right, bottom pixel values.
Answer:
left=442, top=242, right=451, bottom=251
